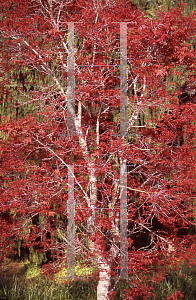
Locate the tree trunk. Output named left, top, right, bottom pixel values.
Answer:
left=75, top=100, right=113, bottom=300
left=97, top=256, right=111, bottom=300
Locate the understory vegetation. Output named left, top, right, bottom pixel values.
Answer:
left=1, top=259, right=196, bottom=299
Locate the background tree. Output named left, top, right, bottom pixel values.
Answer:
left=130, top=0, right=196, bottom=15
left=0, top=1, right=196, bottom=299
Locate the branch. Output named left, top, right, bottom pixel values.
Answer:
left=32, top=135, right=90, bottom=205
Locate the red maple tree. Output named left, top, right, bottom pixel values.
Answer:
left=0, top=1, right=196, bottom=299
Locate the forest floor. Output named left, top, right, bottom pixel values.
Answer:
left=0, top=258, right=27, bottom=282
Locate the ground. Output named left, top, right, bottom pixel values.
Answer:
left=0, top=258, right=24, bottom=281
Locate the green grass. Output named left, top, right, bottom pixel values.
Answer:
left=1, top=261, right=196, bottom=299
left=0, top=275, right=97, bottom=300
left=0, top=258, right=99, bottom=300
left=152, top=263, right=196, bottom=300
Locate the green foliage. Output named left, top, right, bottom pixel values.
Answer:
left=24, top=263, right=41, bottom=279
left=130, top=0, right=196, bottom=15
left=28, top=247, right=48, bottom=266
left=17, top=239, right=22, bottom=258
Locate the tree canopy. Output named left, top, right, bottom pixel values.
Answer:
left=0, top=1, right=196, bottom=299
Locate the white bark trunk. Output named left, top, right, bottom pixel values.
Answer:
left=97, top=257, right=111, bottom=300
left=75, top=100, right=113, bottom=300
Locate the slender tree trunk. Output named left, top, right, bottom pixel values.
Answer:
left=97, top=256, right=111, bottom=300
left=75, top=100, right=113, bottom=300
left=87, top=165, right=112, bottom=300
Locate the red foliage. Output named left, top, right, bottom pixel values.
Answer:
left=0, top=0, right=196, bottom=299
